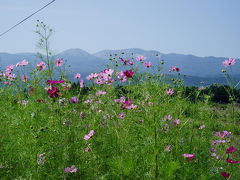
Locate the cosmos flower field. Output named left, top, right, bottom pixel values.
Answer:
left=0, top=23, right=239, bottom=180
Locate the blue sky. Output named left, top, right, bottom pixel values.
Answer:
left=0, top=0, right=239, bottom=57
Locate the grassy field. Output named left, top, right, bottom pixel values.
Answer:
left=0, top=80, right=239, bottom=179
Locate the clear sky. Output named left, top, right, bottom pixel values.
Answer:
left=0, top=0, right=239, bottom=57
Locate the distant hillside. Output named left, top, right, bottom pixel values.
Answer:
left=0, top=48, right=239, bottom=86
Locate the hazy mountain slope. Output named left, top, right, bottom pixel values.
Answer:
left=0, top=48, right=239, bottom=81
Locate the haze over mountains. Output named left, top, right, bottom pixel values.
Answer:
left=0, top=48, right=239, bottom=86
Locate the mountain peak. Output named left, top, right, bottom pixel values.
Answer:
left=59, top=48, right=90, bottom=56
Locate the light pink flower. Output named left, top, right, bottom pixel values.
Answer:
left=21, top=75, right=28, bottom=82
left=64, top=165, right=78, bottom=173
left=104, top=69, right=114, bottom=76
left=215, top=130, right=231, bottom=138
left=116, top=71, right=127, bottom=82
left=36, top=62, right=46, bottom=71
left=119, top=112, right=125, bottom=119
left=86, top=73, right=98, bottom=80
left=16, top=59, right=29, bottom=67
left=136, top=55, right=146, bottom=61
left=165, top=144, right=171, bottom=152
left=84, top=130, right=94, bottom=141
left=55, top=58, right=63, bottom=67
left=6, top=64, right=15, bottom=72
left=96, top=90, right=106, bottom=96
left=222, top=58, right=236, bottom=67
left=172, top=119, right=181, bottom=125
left=166, top=88, right=174, bottom=95
left=80, top=79, right=84, bottom=88
left=74, top=73, right=81, bottom=79
left=144, top=62, right=152, bottom=68
left=199, top=125, right=206, bottom=129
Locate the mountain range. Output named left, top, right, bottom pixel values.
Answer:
left=0, top=48, right=239, bottom=86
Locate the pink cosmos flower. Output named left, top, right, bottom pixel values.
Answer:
left=136, top=55, right=146, bottom=61
left=165, top=144, right=171, bottom=152
left=21, top=75, right=28, bottom=82
left=36, top=62, right=46, bottom=71
left=105, top=77, right=115, bottom=85
left=84, top=130, right=94, bottom=141
left=96, top=90, right=106, bottom=96
left=6, top=64, right=15, bottom=72
left=69, top=96, right=79, bottom=104
left=211, top=140, right=226, bottom=145
left=119, top=112, right=125, bottom=119
left=226, top=158, right=239, bottom=164
left=220, top=172, right=231, bottom=178
left=182, top=154, right=195, bottom=161
left=123, top=69, right=134, bottom=78
left=216, top=130, right=231, bottom=138
left=8, top=74, right=17, bottom=81
left=144, top=62, right=152, bottom=68
left=55, top=58, right=63, bottom=67
left=104, top=69, right=114, bottom=76
left=116, top=71, right=127, bottom=82
left=199, top=125, right=206, bottom=129
left=163, top=115, right=173, bottom=121
left=64, top=165, right=78, bottom=173
left=95, top=78, right=104, bottom=85
left=215, top=130, right=231, bottom=138
left=121, top=99, right=137, bottom=110
left=115, top=97, right=126, bottom=103
left=86, top=73, right=98, bottom=80
left=169, top=66, right=180, bottom=72
left=223, top=58, right=236, bottom=67
left=74, top=73, right=81, bottom=79
left=166, top=88, right=174, bottom=95
left=172, top=119, right=181, bottom=125
left=16, top=59, right=29, bottom=67
left=80, top=79, right=84, bottom=88
left=226, top=146, right=237, bottom=154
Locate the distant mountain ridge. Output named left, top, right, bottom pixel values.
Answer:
left=0, top=48, right=238, bottom=79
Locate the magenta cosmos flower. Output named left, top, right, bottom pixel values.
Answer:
left=222, top=58, right=236, bottom=67
left=226, top=158, right=239, bottom=164
left=55, top=58, right=63, bottom=67
left=226, top=146, right=237, bottom=154
left=47, top=86, right=60, bottom=98
left=169, top=66, right=180, bottom=72
left=46, top=80, right=65, bottom=85
left=123, top=69, right=134, bottom=78
left=64, top=165, right=78, bottom=173
left=220, top=172, right=231, bottom=178
left=182, top=154, right=195, bottom=161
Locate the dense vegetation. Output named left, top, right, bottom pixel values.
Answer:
left=0, top=22, right=239, bottom=179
